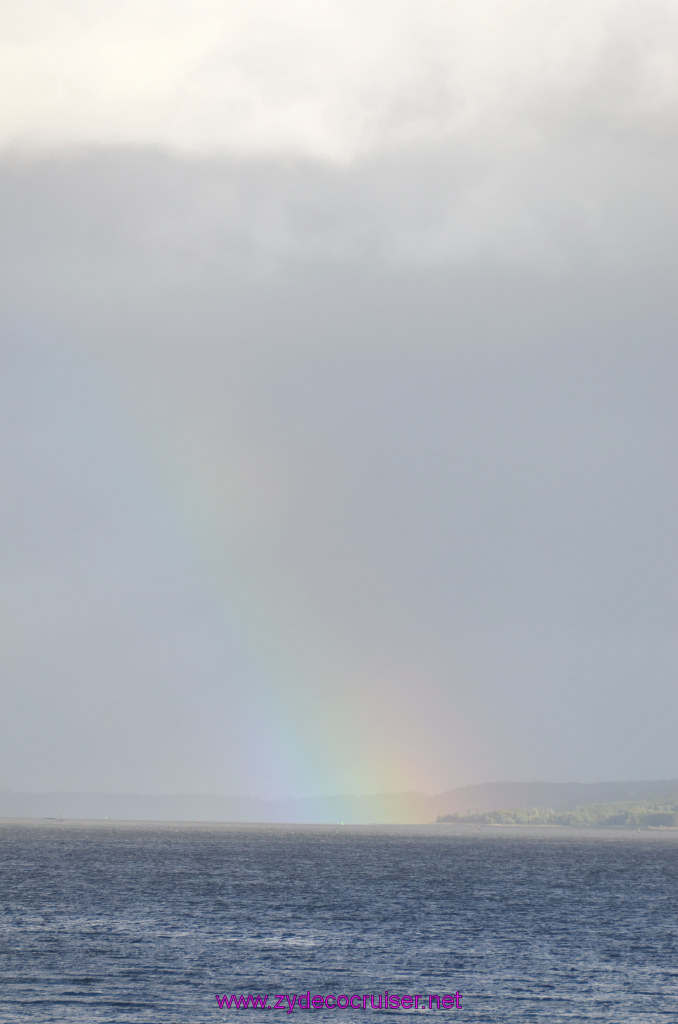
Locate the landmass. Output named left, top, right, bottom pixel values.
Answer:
left=437, top=798, right=678, bottom=827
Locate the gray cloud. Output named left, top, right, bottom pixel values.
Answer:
left=1, top=123, right=677, bottom=797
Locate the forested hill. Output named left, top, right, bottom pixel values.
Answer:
left=431, top=780, right=678, bottom=819
left=437, top=802, right=678, bottom=827
left=435, top=781, right=678, bottom=827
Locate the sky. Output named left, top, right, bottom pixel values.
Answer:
left=1, top=1, right=677, bottom=800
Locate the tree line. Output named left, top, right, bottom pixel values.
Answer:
left=437, top=799, right=678, bottom=827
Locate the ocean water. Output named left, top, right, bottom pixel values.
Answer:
left=1, top=821, right=676, bottom=1023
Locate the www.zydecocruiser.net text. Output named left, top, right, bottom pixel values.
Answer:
left=215, top=991, right=463, bottom=1012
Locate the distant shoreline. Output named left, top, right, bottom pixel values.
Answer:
left=436, top=820, right=678, bottom=831
left=1, top=816, right=678, bottom=835
left=2, top=780, right=677, bottom=826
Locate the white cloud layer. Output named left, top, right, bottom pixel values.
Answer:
left=2, top=0, right=677, bottom=159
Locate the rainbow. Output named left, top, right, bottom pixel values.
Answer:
left=44, top=332, right=476, bottom=808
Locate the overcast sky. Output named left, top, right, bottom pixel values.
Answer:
left=2, top=1, right=677, bottom=799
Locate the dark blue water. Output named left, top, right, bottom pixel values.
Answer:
left=1, top=821, right=677, bottom=1023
